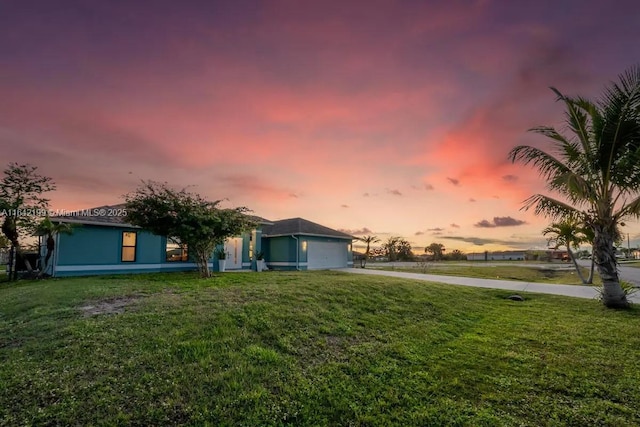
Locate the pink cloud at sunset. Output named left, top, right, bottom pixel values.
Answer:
left=1, top=0, right=640, bottom=252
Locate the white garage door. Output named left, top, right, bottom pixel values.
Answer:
left=307, top=241, right=348, bottom=269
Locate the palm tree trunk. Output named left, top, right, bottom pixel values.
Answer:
left=593, top=225, right=628, bottom=308
left=587, top=258, right=595, bottom=285
left=567, top=246, right=587, bottom=284
left=363, top=243, right=370, bottom=268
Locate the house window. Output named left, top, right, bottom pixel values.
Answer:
left=301, top=241, right=307, bottom=252
left=166, top=238, right=188, bottom=262
left=121, top=232, right=137, bottom=262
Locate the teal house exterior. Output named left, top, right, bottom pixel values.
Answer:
left=262, top=218, right=354, bottom=270
left=45, top=206, right=353, bottom=277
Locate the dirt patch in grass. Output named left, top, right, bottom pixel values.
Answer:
left=78, top=295, right=144, bottom=317
left=537, top=268, right=560, bottom=279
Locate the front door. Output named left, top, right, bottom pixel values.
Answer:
left=224, top=237, right=243, bottom=269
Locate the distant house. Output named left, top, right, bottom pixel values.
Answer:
left=466, top=249, right=568, bottom=262
left=41, top=205, right=353, bottom=277
left=466, top=250, right=526, bottom=261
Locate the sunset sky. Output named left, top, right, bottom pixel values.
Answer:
left=2, top=0, right=640, bottom=253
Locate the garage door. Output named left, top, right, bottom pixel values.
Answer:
left=307, top=241, right=348, bottom=269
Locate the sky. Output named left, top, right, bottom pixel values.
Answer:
left=1, top=0, right=640, bottom=253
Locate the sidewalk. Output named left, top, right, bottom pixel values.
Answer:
left=334, top=268, right=640, bottom=303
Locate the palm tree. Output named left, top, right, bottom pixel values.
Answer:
left=359, top=235, right=379, bottom=268
left=510, top=66, right=640, bottom=308
left=35, top=217, right=74, bottom=277
left=543, top=218, right=590, bottom=284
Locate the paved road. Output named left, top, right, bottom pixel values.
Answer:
left=575, top=259, right=640, bottom=287
left=335, top=267, right=640, bottom=303
left=619, top=265, right=640, bottom=286
left=369, top=260, right=640, bottom=287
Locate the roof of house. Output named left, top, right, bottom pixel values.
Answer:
left=55, top=203, right=134, bottom=227
left=262, top=217, right=354, bottom=240
left=55, top=204, right=272, bottom=228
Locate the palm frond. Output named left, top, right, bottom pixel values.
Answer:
left=509, top=145, right=571, bottom=180
left=615, top=145, right=640, bottom=192
left=598, top=66, right=640, bottom=184
left=615, top=194, right=640, bottom=220
left=522, top=194, right=581, bottom=220
left=549, top=171, right=596, bottom=205
left=602, top=66, right=640, bottom=108
left=528, top=125, right=571, bottom=145
left=511, top=143, right=595, bottom=204
left=542, top=216, right=589, bottom=250
left=528, top=126, right=586, bottom=170
left=551, top=88, right=595, bottom=157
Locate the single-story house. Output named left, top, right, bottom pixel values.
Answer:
left=466, top=250, right=527, bottom=261
left=41, top=205, right=353, bottom=277
left=466, top=249, right=569, bottom=262
left=261, top=217, right=354, bottom=270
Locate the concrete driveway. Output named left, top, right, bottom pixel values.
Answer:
left=335, top=267, right=640, bottom=304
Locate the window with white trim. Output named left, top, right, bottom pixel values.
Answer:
left=121, top=232, right=137, bottom=262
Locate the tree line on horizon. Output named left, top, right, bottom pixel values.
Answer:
left=355, top=237, right=466, bottom=266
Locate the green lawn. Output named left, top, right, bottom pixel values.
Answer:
left=376, top=264, right=600, bottom=285
left=1, top=271, right=638, bottom=426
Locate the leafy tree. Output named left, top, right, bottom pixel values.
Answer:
left=125, top=181, right=255, bottom=278
left=449, top=249, right=466, bottom=261
left=396, top=239, right=414, bottom=261
left=543, top=218, right=592, bottom=284
left=35, top=217, right=74, bottom=277
left=0, top=234, right=8, bottom=250
left=425, top=243, right=445, bottom=261
left=0, top=163, right=55, bottom=280
left=510, top=66, right=640, bottom=308
left=358, top=235, right=380, bottom=268
left=382, top=236, right=400, bottom=261
left=382, top=236, right=413, bottom=261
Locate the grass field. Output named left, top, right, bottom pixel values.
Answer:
left=375, top=264, right=600, bottom=285
left=1, top=271, right=639, bottom=426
